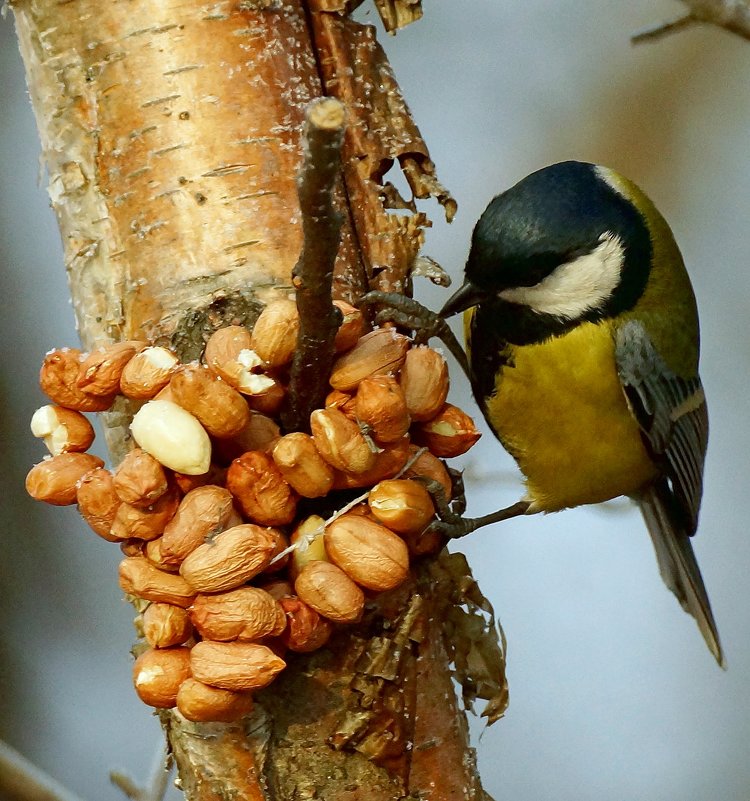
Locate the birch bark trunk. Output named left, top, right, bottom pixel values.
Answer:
left=10, top=2, right=501, bottom=798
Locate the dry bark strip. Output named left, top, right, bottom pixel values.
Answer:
left=308, top=4, right=456, bottom=296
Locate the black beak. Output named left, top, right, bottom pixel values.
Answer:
left=439, top=280, right=487, bottom=319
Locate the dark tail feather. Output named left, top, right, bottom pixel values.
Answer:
left=638, top=483, right=724, bottom=667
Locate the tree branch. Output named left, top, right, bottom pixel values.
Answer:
left=110, top=742, right=172, bottom=801
left=633, top=0, right=750, bottom=44
left=281, top=97, right=346, bottom=433
left=11, top=2, right=496, bottom=799
left=631, top=13, right=697, bottom=43
left=0, top=740, right=88, bottom=801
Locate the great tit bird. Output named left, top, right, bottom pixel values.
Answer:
left=439, top=160, right=723, bottom=666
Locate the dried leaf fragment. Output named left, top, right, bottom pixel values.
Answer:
left=435, top=552, right=509, bottom=724
left=372, top=0, right=423, bottom=33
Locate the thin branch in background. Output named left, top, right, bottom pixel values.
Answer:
left=631, top=13, right=696, bottom=43
left=281, top=97, right=346, bottom=433
left=110, top=742, right=172, bottom=801
left=0, top=740, right=88, bottom=801
left=633, top=0, right=750, bottom=43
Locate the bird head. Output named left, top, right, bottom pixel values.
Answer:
left=440, top=161, right=653, bottom=325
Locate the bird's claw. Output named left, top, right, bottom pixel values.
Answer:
left=358, top=291, right=446, bottom=346
left=411, top=475, right=461, bottom=523
left=425, top=518, right=478, bottom=540
left=357, top=291, right=474, bottom=382
left=411, top=470, right=475, bottom=540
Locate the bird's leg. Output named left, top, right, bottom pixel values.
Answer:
left=357, top=291, right=475, bottom=385
left=431, top=500, right=532, bottom=539
left=413, top=471, right=530, bottom=540
left=359, top=293, right=528, bottom=538
left=411, top=476, right=463, bottom=526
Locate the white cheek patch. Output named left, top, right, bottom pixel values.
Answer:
left=498, top=232, right=625, bottom=320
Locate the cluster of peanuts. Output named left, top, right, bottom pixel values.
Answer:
left=25, top=298, right=481, bottom=723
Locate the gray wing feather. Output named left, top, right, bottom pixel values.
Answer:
left=615, top=320, right=722, bottom=666
left=615, top=320, right=708, bottom=534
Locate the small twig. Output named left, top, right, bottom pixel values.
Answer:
left=0, top=740, right=88, bottom=801
left=281, top=97, right=347, bottom=433
left=633, top=0, right=750, bottom=44
left=631, top=13, right=696, bottom=43
left=110, top=742, right=171, bottom=801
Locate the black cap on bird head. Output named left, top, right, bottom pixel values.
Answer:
left=440, top=161, right=652, bottom=321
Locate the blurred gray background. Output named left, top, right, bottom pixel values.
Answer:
left=2, top=2, right=749, bottom=800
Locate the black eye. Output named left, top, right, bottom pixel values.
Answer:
left=506, top=251, right=571, bottom=289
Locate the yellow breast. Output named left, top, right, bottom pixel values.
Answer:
left=482, top=320, right=658, bottom=512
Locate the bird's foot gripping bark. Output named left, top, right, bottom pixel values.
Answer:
left=357, top=292, right=473, bottom=383
left=432, top=499, right=532, bottom=539
left=414, top=469, right=531, bottom=539
left=411, top=467, right=465, bottom=525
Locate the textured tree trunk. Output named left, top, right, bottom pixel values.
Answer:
left=11, top=1, right=501, bottom=798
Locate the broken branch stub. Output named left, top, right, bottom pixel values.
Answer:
left=282, top=98, right=347, bottom=433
